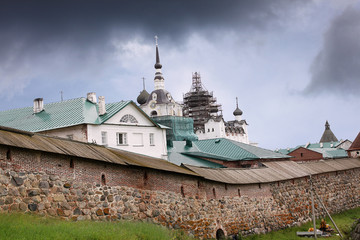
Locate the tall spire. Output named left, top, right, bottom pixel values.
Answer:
left=153, top=35, right=165, bottom=90
left=154, top=36, right=162, bottom=69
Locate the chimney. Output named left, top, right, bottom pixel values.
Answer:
left=98, top=96, right=106, bottom=115
left=87, top=92, right=97, bottom=103
left=33, top=98, right=44, bottom=114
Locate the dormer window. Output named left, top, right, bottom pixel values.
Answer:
left=152, top=93, right=157, bottom=101
left=120, top=114, right=138, bottom=123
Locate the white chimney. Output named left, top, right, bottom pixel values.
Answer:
left=98, top=96, right=106, bottom=115
left=33, top=98, right=44, bottom=114
left=87, top=92, right=97, bottom=103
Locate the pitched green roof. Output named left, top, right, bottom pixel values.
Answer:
left=182, top=138, right=290, bottom=161
left=276, top=141, right=347, bottom=159
left=0, top=98, right=131, bottom=132
left=306, top=148, right=348, bottom=158
left=167, top=141, right=224, bottom=168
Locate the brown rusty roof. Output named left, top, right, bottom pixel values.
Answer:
left=0, top=126, right=197, bottom=176
left=349, top=132, right=360, bottom=151
left=183, top=158, right=360, bottom=184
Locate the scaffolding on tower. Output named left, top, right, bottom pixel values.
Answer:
left=183, top=72, right=222, bottom=132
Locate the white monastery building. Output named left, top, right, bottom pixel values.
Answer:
left=0, top=93, right=168, bottom=159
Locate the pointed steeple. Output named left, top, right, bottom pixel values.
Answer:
left=154, top=37, right=162, bottom=69
left=320, top=120, right=338, bottom=143
left=153, top=36, right=165, bottom=90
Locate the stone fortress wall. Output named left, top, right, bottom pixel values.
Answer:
left=0, top=145, right=359, bottom=239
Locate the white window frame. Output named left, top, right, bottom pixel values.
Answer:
left=132, top=133, right=143, bottom=147
left=149, top=133, right=155, bottom=146
left=116, top=132, right=128, bottom=145
left=101, top=131, right=108, bottom=146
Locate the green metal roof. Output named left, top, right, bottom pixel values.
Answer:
left=167, top=141, right=224, bottom=168
left=276, top=141, right=347, bottom=159
left=178, top=138, right=290, bottom=162
left=0, top=98, right=131, bottom=132
left=306, top=148, right=348, bottom=159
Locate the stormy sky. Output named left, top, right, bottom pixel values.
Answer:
left=0, top=0, right=359, bottom=150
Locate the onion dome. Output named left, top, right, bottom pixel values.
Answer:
left=233, top=97, right=243, bottom=116
left=137, top=89, right=149, bottom=105
left=233, top=107, right=243, bottom=116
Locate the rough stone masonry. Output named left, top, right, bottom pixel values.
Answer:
left=0, top=145, right=359, bottom=239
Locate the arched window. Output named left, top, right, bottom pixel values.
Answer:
left=150, top=111, right=157, bottom=117
left=120, top=114, right=138, bottom=123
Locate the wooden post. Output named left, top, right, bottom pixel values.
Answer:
left=310, top=175, right=317, bottom=239
left=313, top=191, right=343, bottom=239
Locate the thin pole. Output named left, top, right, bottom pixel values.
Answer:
left=310, top=175, right=317, bottom=239
left=313, top=191, right=343, bottom=239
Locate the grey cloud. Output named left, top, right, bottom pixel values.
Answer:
left=304, top=6, right=360, bottom=95
left=0, top=0, right=307, bottom=97
left=0, top=0, right=307, bottom=50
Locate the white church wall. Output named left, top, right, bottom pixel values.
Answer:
left=87, top=104, right=168, bottom=159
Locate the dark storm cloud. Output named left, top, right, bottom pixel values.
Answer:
left=305, top=6, right=360, bottom=95
left=0, top=0, right=306, bottom=49
left=0, top=0, right=307, bottom=98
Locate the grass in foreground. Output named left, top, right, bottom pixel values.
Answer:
left=243, top=207, right=360, bottom=240
left=0, top=213, right=194, bottom=240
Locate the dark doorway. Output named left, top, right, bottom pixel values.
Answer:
left=216, top=229, right=225, bottom=240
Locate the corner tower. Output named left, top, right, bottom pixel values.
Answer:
left=320, top=121, right=338, bottom=143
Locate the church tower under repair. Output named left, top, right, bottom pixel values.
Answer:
left=183, top=72, right=250, bottom=144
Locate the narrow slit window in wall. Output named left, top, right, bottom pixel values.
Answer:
left=101, top=174, right=106, bottom=185
left=212, top=188, right=216, bottom=198
left=181, top=186, right=185, bottom=197
left=70, top=159, right=74, bottom=168
left=238, top=189, right=241, bottom=197
left=143, top=172, right=148, bottom=186
left=6, top=149, right=11, bottom=161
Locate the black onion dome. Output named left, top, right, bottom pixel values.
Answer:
left=154, top=62, right=162, bottom=69
left=233, top=107, right=243, bottom=116
left=137, top=90, right=150, bottom=105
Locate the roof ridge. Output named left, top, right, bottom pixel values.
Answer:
left=0, top=97, right=87, bottom=113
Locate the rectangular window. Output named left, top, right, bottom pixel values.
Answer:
left=149, top=133, right=155, bottom=146
left=133, top=133, right=143, bottom=147
left=101, top=131, right=107, bottom=146
left=116, top=133, right=127, bottom=145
